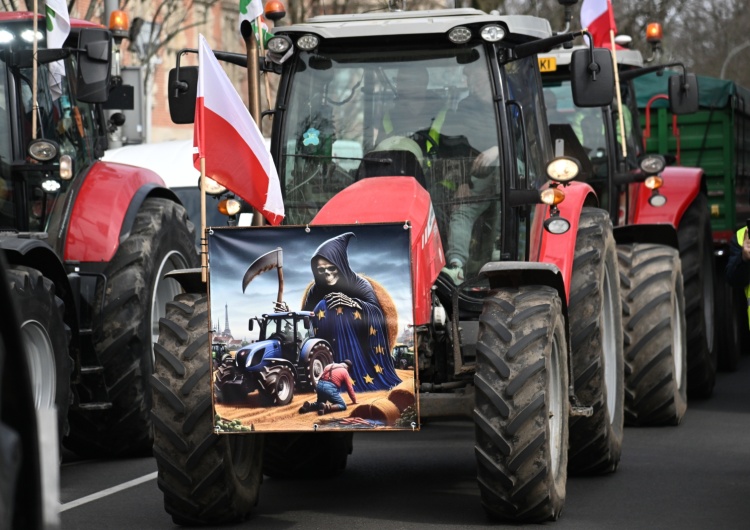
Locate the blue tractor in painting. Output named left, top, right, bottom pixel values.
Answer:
left=213, top=311, right=334, bottom=406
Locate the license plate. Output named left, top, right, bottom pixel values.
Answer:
left=538, top=56, right=557, bottom=72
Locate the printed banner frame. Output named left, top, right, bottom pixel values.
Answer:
left=207, top=223, right=418, bottom=432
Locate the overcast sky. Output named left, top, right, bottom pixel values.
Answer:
left=207, top=223, right=414, bottom=343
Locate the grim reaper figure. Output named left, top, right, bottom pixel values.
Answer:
left=302, top=232, right=402, bottom=391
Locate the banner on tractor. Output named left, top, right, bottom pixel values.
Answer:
left=208, top=223, right=418, bottom=433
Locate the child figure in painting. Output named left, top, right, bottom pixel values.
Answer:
left=299, top=360, right=358, bottom=415
left=302, top=232, right=402, bottom=392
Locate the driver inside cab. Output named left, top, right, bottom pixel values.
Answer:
left=376, top=65, right=448, bottom=159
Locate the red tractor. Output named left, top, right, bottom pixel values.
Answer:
left=540, top=3, right=709, bottom=425
left=151, top=6, right=626, bottom=524
left=0, top=12, right=198, bottom=458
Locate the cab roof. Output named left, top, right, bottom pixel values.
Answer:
left=276, top=8, right=552, bottom=41
left=540, top=44, right=643, bottom=68
left=0, top=11, right=104, bottom=29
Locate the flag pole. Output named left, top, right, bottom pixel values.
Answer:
left=243, top=17, right=264, bottom=226
left=200, top=157, right=207, bottom=283
left=32, top=0, right=38, bottom=140
left=610, top=29, right=627, bottom=158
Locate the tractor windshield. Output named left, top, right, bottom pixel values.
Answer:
left=279, top=43, right=510, bottom=279
left=543, top=79, right=640, bottom=184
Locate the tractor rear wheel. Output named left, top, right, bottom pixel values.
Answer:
left=7, top=265, right=71, bottom=442
left=677, top=194, right=717, bottom=398
left=474, top=285, right=569, bottom=522
left=263, top=432, right=354, bottom=478
left=618, top=244, right=687, bottom=425
left=66, top=198, right=197, bottom=457
left=567, top=208, right=624, bottom=475
left=151, top=292, right=263, bottom=526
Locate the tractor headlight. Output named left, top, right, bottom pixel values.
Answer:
left=639, top=154, right=666, bottom=175
left=28, top=139, right=58, bottom=162
left=546, top=156, right=580, bottom=183
left=296, top=34, right=319, bottom=51
left=198, top=176, right=227, bottom=196
left=267, top=35, right=292, bottom=54
left=480, top=25, right=505, bottom=42
left=448, top=27, right=472, bottom=44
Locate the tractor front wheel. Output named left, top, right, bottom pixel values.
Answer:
left=474, top=285, right=569, bottom=522
left=151, top=293, right=263, bottom=526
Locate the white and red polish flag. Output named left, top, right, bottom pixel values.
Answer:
left=193, top=34, right=284, bottom=225
left=580, top=0, right=617, bottom=48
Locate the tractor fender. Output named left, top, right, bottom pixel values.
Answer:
left=480, top=261, right=571, bottom=359
left=0, top=238, right=81, bottom=345
left=613, top=223, right=679, bottom=249
left=299, top=338, right=330, bottom=364
left=536, top=181, right=598, bottom=302
left=64, top=161, right=181, bottom=263
left=630, top=166, right=704, bottom=228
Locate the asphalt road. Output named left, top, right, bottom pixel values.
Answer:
left=61, top=356, right=750, bottom=529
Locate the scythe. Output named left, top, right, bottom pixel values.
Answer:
left=242, top=247, right=284, bottom=305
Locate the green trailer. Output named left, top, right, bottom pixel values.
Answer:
left=634, top=72, right=750, bottom=370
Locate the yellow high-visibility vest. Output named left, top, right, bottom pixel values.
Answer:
left=736, top=227, right=750, bottom=330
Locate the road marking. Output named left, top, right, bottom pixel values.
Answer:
left=60, top=471, right=157, bottom=512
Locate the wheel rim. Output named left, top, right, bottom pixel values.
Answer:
left=311, top=356, right=325, bottom=383
left=601, top=265, right=619, bottom=422
left=151, top=250, right=191, bottom=362
left=673, top=284, right=686, bottom=389
left=21, top=320, right=56, bottom=410
left=277, top=373, right=292, bottom=402
left=549, top=329, right=565, bottom=479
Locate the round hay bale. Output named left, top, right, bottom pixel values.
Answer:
left=387, top=388, right=415, bottom=413
left=349, top=399, right=401, bottom=425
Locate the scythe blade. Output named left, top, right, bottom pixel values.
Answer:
left=242, top=248, right=284, bottom=303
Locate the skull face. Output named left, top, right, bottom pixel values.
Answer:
left=315, top=257, right=339, bottom=286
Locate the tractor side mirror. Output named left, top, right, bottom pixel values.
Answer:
left=168, top=66, right=198, bottom=124
left=303, top=316, right=310, bottom=328
left=570, top=48, right=614, bottom=107
left=76, top=28, right=112, bottom=103
left=668, top=73, right=699, bottom=115
left=248, top=319, right=254, bottom=331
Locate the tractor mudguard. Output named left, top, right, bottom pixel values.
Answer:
left=537, top=181, right=597, bottom=302
left=0, top=239, right=80, bottom=340
left=630, top=166, right=703, bottom=228
left=613, top=223, right=679, bottom=249
left=311, top=176, right=443, bottom=326
left=299, top=338, right=329, bottom=364
left=64, top=161, right=181, bottom=263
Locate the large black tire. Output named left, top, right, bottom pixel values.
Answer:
left=66, top=198, right=197, bottom=457
left=263, top=432, right=354, bottom=478
left=7, top=265, right=71, bottom=441
left=618, top=243, right=687, bottom=425
left=302, top=342, right=334, bottom=391
left=474, top=285, right=569, bottom=522
left=567, top=208, right=624, bottom=475
left=677, top=194, right=717, bottom=398
left=259, top=366, right=295, bottom=406
left=1, top=262, right=46, bottom=530
left=151, top=293, right=263, bottom=526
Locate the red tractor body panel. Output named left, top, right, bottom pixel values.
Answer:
left=535, top=181, right=594, bottom=302
left=311, top=177, right=445, bottom=326
left=628, top=166, right=702, bottom=228
left=64, top=162, right=167, bottom=262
